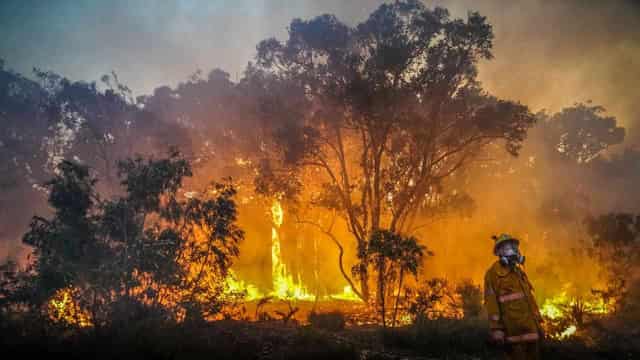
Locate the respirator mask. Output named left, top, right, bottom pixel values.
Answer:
left=497, top=241, right=525, bottom=267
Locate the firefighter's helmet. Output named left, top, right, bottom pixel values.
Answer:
left=492, top=233, right=520, bottom=255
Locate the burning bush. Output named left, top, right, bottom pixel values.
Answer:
left=539, top=290, right=610, bottom=340
left=7, top=150, right=244, bottom=329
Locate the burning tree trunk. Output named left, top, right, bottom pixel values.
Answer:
left=270, top=199, right=313, bottom=300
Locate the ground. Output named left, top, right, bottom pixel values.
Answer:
left=1, top=315, right=635, bottom=360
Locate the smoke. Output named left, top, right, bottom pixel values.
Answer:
left=3, top=0, right=638, bottom=138
left=1, top=0, right=639, bottom=298
left=459, top=0, right=640, bottom=143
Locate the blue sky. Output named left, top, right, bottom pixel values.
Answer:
left=1, top=0, right=639, bottom=137
left=0, top=0, right=384, bottom=94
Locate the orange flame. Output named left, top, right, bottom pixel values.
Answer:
left=47, top=287, right=92, bottom=328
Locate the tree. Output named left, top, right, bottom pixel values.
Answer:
left=34, top=70, right=191, bottom=194
left=366, top=229, right=428, bottom=326
left=20, top=150, right=244, bottom=327
left=585, top=213, right=640, bottom=282
left=538, top=102, right=624, bottom=165
left=140, top=68, right=264, bottom=189
left=0, top=62, right=51, bottom=249
left=0, top=64, right=190, bottom=265
left=251, top=0, right=535, bottom=301
left=406, top=277, right=457, bottom=324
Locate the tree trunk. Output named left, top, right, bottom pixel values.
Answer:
left=358, top=262, right=370, bottom=303
left=392, top=268, right=404, bottom=327
left=378, top=261, right=386, bottom=328
left=356, top=235, right=371, bottom=302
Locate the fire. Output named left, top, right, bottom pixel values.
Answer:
left=270, top=199, right=314, bottom=300
left=540, top=293, right=568, bottom=320
left=235, top=157, right=252, bottom=167
left=47, top=287, right=92, bottom=328
left=268, top=199, right=362, bottom=301
left=223, top=199, right=361, bottom=303
left=539, top=284, right=612, bottom=339
left=329, top=285, right=361, bottom=301
left=559, top=325, right=577, bottom=339
left=224, top=269, right=264, bottom=301
left=46, top=199, right=362, bottom=328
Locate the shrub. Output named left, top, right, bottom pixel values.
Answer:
left=308, top=310, right=346, bottom=331
left=456, top=279, right=483, bottom=319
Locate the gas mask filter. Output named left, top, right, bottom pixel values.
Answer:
left=497, top=241, right=525, bottom=266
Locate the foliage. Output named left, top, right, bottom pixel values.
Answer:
left=13, top=150, right=243, bottom=327
left=34, top=70, right=191, bottom=192
left=0, top=319, right=360, bottom=360
left=0, top=64, right=189, bottom=264
left=455, top=279, right=483, bottom=319
left=381, top=318, right=495, bottom=359
left=0, top=64, right=52, bottom=247
left=364, top=229, right=428, bottom=326
left=250, top=0, right=536, bottom=302
left=406, top=277, right=459, bottom=324
left=539, top=102, right=625, bottom=164
left=584, top=212, right=640, bottom=309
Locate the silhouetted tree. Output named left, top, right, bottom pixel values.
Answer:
left=0, top=63, right=51, bottom=247
left=407, top=277, right=457, bottom=324
left=367, top=229, right=427, bottom=326
left=18, top=149, right=243, bottom=328
left=35, top=70, right=191, bottom=194
left=0, top=64, right=191, bottom=262
left=539, top=102, right=624, bottom=165
left=456, top=279, right=482, bottom=319
left=251, top=0, right=535, bottom=301
left=585, top=213, right=640, bottom=275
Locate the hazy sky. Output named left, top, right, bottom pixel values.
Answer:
left=2, top=0, right=640, bottom=138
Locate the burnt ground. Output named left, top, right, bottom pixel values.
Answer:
left=1, top=317, right=636, bottom=360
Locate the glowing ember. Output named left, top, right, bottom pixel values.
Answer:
left=47, top=287, right=92, bottom=328
left=235, top=157, right=252, bottom=167
left=559, top=325, right=577, bottom=339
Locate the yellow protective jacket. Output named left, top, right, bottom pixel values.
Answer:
left=484, top=261, right=543, bottom=343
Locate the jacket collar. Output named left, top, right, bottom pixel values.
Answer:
left=493, top=260, right=514, bottom=277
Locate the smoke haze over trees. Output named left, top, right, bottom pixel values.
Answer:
left=2, top=0, right=638, bottom=136
left=1, top=0, right=640, bottom=308
left=1, top=2, right=640, bottom=358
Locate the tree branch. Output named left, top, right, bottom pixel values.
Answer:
left=295, top=214, right=364, bottom=301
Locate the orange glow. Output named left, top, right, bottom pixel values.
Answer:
left=223, top=199, right=361, bottom=302
left=47, top=287, right=92, bottom=328
left=539, top=284, right=613, bottom=339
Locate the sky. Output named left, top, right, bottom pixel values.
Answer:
left=1, top=0, right=640, bottom=139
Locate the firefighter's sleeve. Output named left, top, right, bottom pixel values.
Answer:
left=522, top=271, right=543, bottom=325
left=484, top=272, right=504, bottom=332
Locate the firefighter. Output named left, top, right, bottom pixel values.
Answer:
left=484, top=234, right=544, bottom=360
